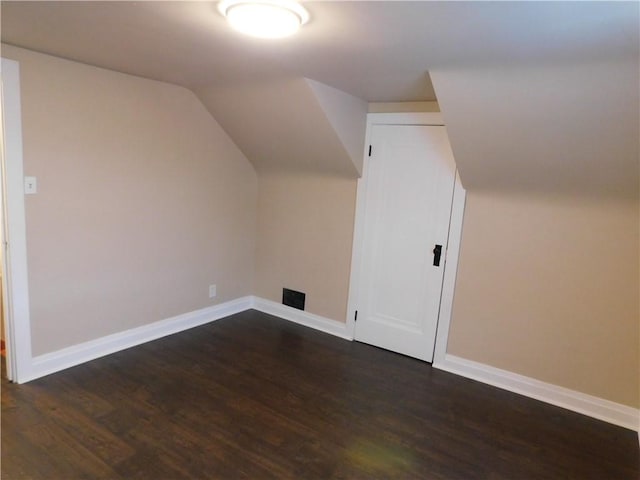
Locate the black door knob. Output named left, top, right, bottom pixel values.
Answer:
left=433, top=244, right=443, bottom=267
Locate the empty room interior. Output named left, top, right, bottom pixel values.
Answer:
left=1, top=1, right=639, bottom=479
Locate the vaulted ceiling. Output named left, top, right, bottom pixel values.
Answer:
left=2, top=1, right=638, bottom=196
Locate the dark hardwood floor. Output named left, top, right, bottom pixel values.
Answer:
left=2, top=309, right=638, bottom=479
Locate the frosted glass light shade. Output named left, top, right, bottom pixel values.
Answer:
left=218, top=1, right=309, bottom=38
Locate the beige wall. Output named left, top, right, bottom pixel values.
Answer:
left=2, top=45, right=258, bottom=356
left=250, top=98, right=639, bottom=408
left=449, top=191, right=639, bottom=408
left=255, top=172, right=357, bottom=322
left=3, top=45, right=637, bottom=411
left=430, top=62, right=639, bottom=408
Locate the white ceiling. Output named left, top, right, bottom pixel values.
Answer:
left=2, top=1, right=638, bottom=196
left=2, top=1, right=637, bottom=102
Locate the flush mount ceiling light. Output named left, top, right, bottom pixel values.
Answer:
left=218, top=0, right=309, bottom=38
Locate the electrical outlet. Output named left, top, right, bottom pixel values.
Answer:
left=209, top=284, right=217, bottom=298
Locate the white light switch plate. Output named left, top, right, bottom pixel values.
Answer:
left=24, top=176, right=37, bottom=194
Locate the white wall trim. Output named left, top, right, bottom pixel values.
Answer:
left=432, top=170, right=466, bottom=364
left=434, top=354, right=640, bottom=432
left=1, top=57, right=33, bottom=383
left=366, top=112, right=444, bottom=126
left=344, top=118, right=374, bottom=338
left=25, top=296, right=350, bottom=384
left=17, top=289, right=639, bottom=434
left=25, top=296, right=252, bottom=383
left=251, top=296, right=352, bottom=341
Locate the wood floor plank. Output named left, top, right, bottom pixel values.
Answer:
left=20, top=421, right=121, bottom=479
left=2, top=309, right=639, bottom=479
left=50, top=375, right=116, bottom=418
left=28, top=389, right=136, bottom=466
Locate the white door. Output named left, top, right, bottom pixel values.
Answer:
left=354, top=123, right=457, bottom=362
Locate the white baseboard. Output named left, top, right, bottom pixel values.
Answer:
left=24, top=296, right=348, bottom=383
left=433, top=354, right=639, bottom=432
left=251, top=296, right=352, bottom=341
left=26, top=296, right=253, bottom=383
left=20, top=295, right=639, bottom=436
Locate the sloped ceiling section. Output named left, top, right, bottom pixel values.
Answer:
left=2, top=1, right=638, bottom=187
left=431, top=59, right=639, bottom=199
left=194, top=77, right=365, bottom=178
left=306, top=79, right=368, bottom=175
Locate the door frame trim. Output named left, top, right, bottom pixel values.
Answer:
left=1, top=57, right=34, bottom=382
left=345, top=112, right=466, bottom=364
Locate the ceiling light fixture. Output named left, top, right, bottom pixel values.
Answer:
left=218, top=0, right=309, bottom=38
